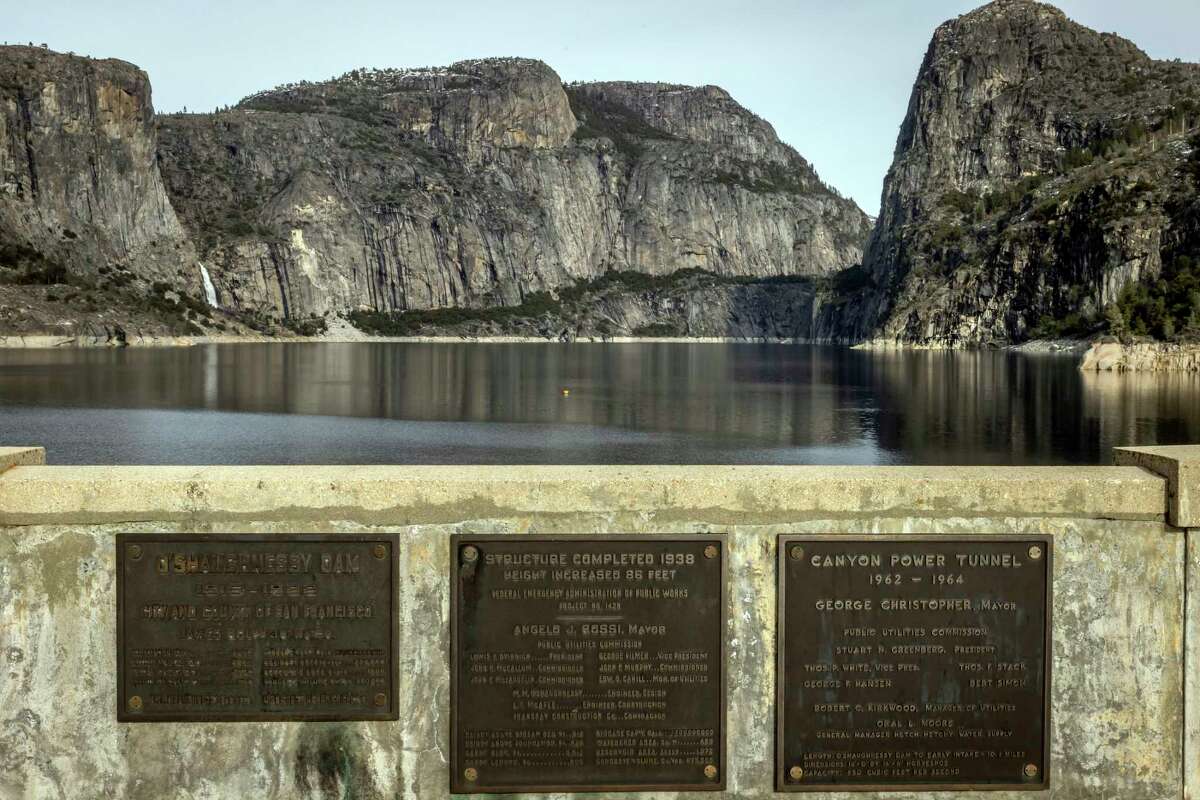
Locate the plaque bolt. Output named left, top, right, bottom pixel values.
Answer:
left=703, top=764, right=718, bottom=780
left=373, top=692, right=387, bottom=707
left=788, top=765, right=804, bottom=781
left=373, top=544, right=387, bottom=559
left=1024, top=763, right=1039, bottom=778
left=128, top=695, right=143, bottom=711
left=128, top=544, right=142, bottom=560
left=462, top=545, right=479, bottom=563
left=790, top=545, right=804, bottom=561
left=463, top=767, right=478, bottom=782
left=703, top=544, right=718, bottom=560
left=1028, top=545, right=1043, bottom=560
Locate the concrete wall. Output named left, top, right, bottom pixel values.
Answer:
left=1188, top=529, right=1198, bottom=800
left=1, top=448, right=1197, bottom=800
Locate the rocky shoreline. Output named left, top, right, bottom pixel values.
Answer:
left=6, top=331, right=1197, bottom=373
left=0, top=332, right=821, bottom=348
left=1079, top=341, right=1200, bottom=372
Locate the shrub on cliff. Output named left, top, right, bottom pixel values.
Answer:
left=1108, top=256, right=1200, bottom=341
left=940, top=189, right=980, bottom=217
left=566, top=88, right=674, bottom=159
left=631, top=322, right=680, bottom=337
left=0, top=242, right=68, bottom=285
left=284, top=316, right=328, bottom=336
left=348, top=290, right=564, bottom=335
left=1062, top=147, right=1095, bottom=171
left=1185, top=132, right=1200, bottom=185
left=832, top=264, right=873, bottom=294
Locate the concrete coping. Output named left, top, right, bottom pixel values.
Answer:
left=0, top=462, right=1168, bottom=527
left=0, top=447, right=45, bottom=473
left=1114, top=444, right=1200, bottom=528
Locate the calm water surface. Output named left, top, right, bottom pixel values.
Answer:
left=1, top=342, right=1197, bottom=465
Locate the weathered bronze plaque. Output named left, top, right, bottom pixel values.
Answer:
left=450, top=534, right=726, bottom=793
left=116, top=533, right=399, bottom=722
left=776, top=535, right=1051, bottom=792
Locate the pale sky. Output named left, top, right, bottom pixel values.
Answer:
left=8, top=1, right=1198, bottom=216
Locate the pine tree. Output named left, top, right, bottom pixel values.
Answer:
left=1104, top=304, right=1128, bottom=340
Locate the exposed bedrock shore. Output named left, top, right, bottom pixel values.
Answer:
left=1079, top=340, right=1200, bottom=372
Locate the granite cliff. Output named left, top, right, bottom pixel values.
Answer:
left=0, top=47, right=191, bottom=278
left=155, top=61, right=868, bottom=325
left=837, top=0, right=1200, bottom=346
left=0, top=48, right=869, bottom=338
left=0, top=46, right=210, bottom=339
left=4, top=1, right=1198, bottom=348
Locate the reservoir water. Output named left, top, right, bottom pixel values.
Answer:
left=1, top=342, right=1197, bottom=465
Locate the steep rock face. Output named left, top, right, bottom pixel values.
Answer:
left=571, top=82, right=870, bottom=281
left=349, top=271, right=826, bottom=341
left=0, top=46, right=193, bottom=287
left=513, top=280, right=826, bottom=340
left=157, top=59, right=870, bottom=322
left=157, top=109, right=621, bottom=319
left=842, top=0, right=1200, bottom=345
left=240, top=58, right=577, bottom=159
left=575, top=82, right=797, bottom=164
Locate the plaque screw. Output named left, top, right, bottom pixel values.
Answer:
left=703, top=544, right=719, bottom=560
left=372, top=544, right=387, bottom=559
left=703, top=764, right=718, bottom=780
left=462, top=545, right=479, bottom=564
left=128, top=695, right=143, bottom=711
left=373, top=692, right=387, bottom=707
left=463, top=767, right=478, bottom=782
left=128, top=544, right=142, bottom=560
left=1024, top=763, right=1039, bottom=778
left=790, top=545, right=804, bottom=561
left=1028, top=545, right=1043, bottom=560
left=789, top=765, right=804, bottom=781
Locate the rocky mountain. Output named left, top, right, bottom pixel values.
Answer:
left=0, top=46, right=212, bottom=338
left=0, top=47, right=869, bottom=338
left=837, top=0, right=1200, bottom=346
left=155, top=60, right=867, bottom=325
left=0, top=46, right=192, bottom=278
left=4, top=1, right=1197, bottom=347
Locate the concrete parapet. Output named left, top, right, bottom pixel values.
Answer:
left=0, top=446, right=45, bottom=473
left=0, top=463, right=1168, bottom=528
left=1115, top=445, right=1200, bottom=528
left=0, top=450, right=1191, bottom=799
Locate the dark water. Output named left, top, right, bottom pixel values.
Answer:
left=0, top=342, right=1197, bottom=465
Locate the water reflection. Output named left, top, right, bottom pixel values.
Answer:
left=0, top=343, right=1196, bottom=465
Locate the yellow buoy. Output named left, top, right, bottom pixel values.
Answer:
left=561, top=388, right=570, bottom=396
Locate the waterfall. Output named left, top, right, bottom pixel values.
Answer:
left=199, top=263, right=219, bottom=308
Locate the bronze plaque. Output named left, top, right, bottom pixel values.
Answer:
left=776, top=535, right=1051, bottom=792
left=116, top=533, right=399, bottom=722
left=450, top=534, right=726, bottom=793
